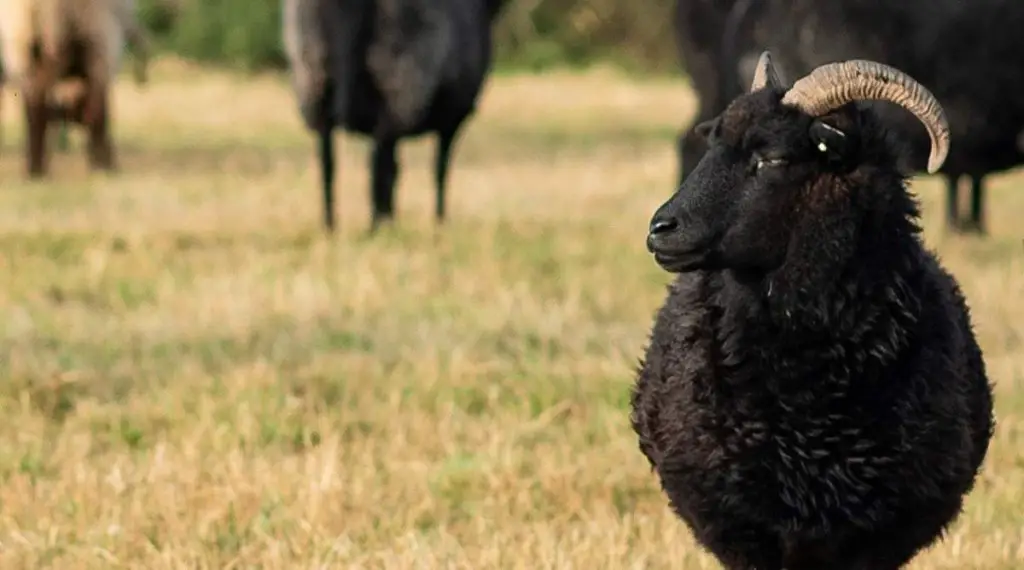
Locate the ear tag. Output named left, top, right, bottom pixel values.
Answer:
left=815, top=122, right=846, bottom=154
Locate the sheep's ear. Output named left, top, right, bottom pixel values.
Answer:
left=809, top=120, right=848, bottom=163
left=694, top=119, right=717, bottom=141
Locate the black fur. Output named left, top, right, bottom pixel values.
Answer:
left=634, top=87, right=995, bottom=569
left=674, top=0, right=1024, bottom=234
left=283, top=0, right=507, bottom=232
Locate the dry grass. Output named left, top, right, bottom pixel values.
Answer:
left=0, top=57, right=1021, bottom=569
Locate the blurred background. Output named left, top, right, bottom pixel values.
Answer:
left=134, top=0, right=679, bottom=74
left=0, top=1, right=1021, bottom=568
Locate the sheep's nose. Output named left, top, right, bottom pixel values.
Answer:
left=649, top=217, right=678, bottom=235
left=647, top=216, right=679, bottom=253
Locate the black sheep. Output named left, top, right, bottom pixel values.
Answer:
left=282, top=0, right=507, bottom=232
left=675, top=0, right=1024, bottom=234
left=632, top=52, right=995, bottom=570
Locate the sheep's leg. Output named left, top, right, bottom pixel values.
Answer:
left=24, top=89, right=49, bottom=178
left=317, top=121, right=336, bottom=232
left=25, top=56, right=61, bottom=177
left=82, top=29, right=117, bottom=172
left=369, top=135, right=399, bottom=233
left=83, top=82, right=114, bottom=171
left=965, top=175, right=985, bottom=234
left=434, top=123, right=463, bottom=225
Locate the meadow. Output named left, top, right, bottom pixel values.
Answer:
left=0, top=58, right=1022, bottom=568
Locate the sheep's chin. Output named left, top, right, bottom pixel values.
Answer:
left=653, top=251, right=710, bottom=273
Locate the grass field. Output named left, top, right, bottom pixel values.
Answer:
left=0, top=57, right=1022, bottom=569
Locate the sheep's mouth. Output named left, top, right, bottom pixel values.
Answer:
left=648, top=233, right=713, bottom=273
left=652, top=250, right=708, bottom=273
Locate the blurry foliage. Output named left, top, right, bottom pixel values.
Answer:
left=493, top=0, right=678, bottom=72
left=135, top=0, right=681, bottom=75
left=137, top=0, right=287, bottom=70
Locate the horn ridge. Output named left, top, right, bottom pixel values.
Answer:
left=781, top=59, right=950, bottom=174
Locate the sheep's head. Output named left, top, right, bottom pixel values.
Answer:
left=646, top=51, right=949, bottom=279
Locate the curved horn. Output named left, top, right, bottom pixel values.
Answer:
left=780, top=60, right=949, bottom=173
left=749, top=50, right=786, bottom=92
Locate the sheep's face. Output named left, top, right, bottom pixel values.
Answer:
left=646, top=88, right=873, bottom=275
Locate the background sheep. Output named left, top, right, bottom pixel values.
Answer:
left=0, top=0, right=152, bottom=153
left=50, top=0, right=151, bottom=152
left=0, top=0, right=131, bottom=176
left=282, top=0, right=508, bottom=232
left=633, top=53, right=995, bottom=569
left=675, top=0, right=1024, bottom=234
left=672, top=0, right=752, bottom=189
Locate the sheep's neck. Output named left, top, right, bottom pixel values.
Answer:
left=711, top=236, right=926, bottom=394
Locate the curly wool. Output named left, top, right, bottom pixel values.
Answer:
left=634, top=234, right=993, bottom=568
left=632, top=89, right=995, bottom=569
left=282, top=0, right=459, bottom=133
left=281, top=0, right=327, bottom=130
left=366, top=0, right=451, bottom=132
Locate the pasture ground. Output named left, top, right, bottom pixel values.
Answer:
left=0, top=58, right=1021, bottom=568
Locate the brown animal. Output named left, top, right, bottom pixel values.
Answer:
left=0, top=0, right=145, bottom=176
left=50, top=0, right=151, bottom=152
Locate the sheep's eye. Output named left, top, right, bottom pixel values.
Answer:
left=754, top=156, right=787, bottom=171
